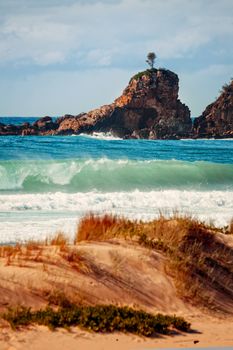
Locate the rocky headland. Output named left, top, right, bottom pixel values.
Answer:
left=0, top=71, right=232, bottom=139
left=0, top=68, right=192, bottom=139
left=193, top=79, right=233, bottom=138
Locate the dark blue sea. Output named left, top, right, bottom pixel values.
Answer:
left=0, top=117, right=233, bottom=243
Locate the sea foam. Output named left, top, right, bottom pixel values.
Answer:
left=0, top=189, right=232, bottom=243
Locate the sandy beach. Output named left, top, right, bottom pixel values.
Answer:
left=0, top=315, right=233, bottom=349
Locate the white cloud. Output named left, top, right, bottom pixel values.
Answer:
left=0, top=13, right=78, bottom=65
left=0, top=0, right=232, bottom=66
left=0, top=0, right=233, bottom=115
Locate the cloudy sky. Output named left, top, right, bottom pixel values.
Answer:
left=0, top=0, right=233, bottom=117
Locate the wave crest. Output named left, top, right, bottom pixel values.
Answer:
left=0, top=158, right=232, bottom=192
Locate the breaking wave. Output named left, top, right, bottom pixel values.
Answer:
left=0, top=158, right=232, bottom=193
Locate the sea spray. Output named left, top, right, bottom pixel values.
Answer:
left=0, top=189, right=232, bottom=243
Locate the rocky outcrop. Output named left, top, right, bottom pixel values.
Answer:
left=56, top=68, right=191, bottom=139
left=1, top=73, right=233, bottom=139
left=111, top=69, right=191, bottom=139
left=0, top=68, right=192, bottom=139
left=193, top=80, right=233, bottom=138
left=0, top=123, right=22, bottom=136
left=0, top=116, right=58, bottom=136
left=57, top=106, right=115, bottom=135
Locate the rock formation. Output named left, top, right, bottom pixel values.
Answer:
left=57, top=68, right=192, bottom=139
left=0, top=68, right=192, bottom=138
left=0, top=116, right=58, bottom=136
left=193, top=80, right=233, bottom=138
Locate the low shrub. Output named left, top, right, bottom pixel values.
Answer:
left=129, top=68, right=157, bottom=83
left=2, top=304, right=190, bottom=336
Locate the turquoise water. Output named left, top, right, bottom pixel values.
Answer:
left=0, top=117, right=233, bottom=243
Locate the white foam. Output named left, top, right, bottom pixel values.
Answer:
left=80, top=132, right=122, bottom=140
left=0, top=189, right=232, bottom=243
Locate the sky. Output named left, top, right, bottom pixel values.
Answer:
left=0, top=0, right=233, bottom=117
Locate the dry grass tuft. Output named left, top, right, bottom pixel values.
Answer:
left=138, top=217, right=233, bottom=312
left=25, top=241, right=41, bottom=250
left=49, top=232, right=69, bottom=247
left=75, top=213, right=140, bottom=243
left=227, top=219, right=233, bottom=235
left=0, top=233, right=68, bottom=267
left=46, top=290, right=73, bottom=308
left=0, top=244, right=22, bottom=266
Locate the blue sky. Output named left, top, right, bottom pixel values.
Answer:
left=0, top=0, right=233, bottom=117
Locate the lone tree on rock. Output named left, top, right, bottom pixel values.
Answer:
left=146, top=52, right=156, bottom=69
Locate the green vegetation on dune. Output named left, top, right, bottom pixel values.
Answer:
left=3, top=304, right=190, bottom=335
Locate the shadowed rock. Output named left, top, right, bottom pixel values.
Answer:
left=193, top=79, right=233, bottom=139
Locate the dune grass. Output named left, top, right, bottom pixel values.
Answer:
left=75, top=212, right=232, bottom=244
left=49, top=232, right=69, bottom=246
left=75, top=213, right=233, bottom=312
left=75, top=213, right=141, bottom=243
left=139, top=217, right=233, bottom=310
left=0, top=231, right=71, bottom=266
left=2, top=304, right=190, bottom=335
left=228, top=219, right=233, bottom=235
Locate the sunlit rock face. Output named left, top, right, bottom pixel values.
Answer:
left=0, top=69, right=192, bottom=139
left=57, top=68, right=191, bottom=139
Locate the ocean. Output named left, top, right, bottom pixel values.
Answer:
left=0, top=117, right=233, bottom=244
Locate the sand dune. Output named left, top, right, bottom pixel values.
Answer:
left=0, top=240, right=191, bottom=314
left=0, top=216, right=233, bottom=349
